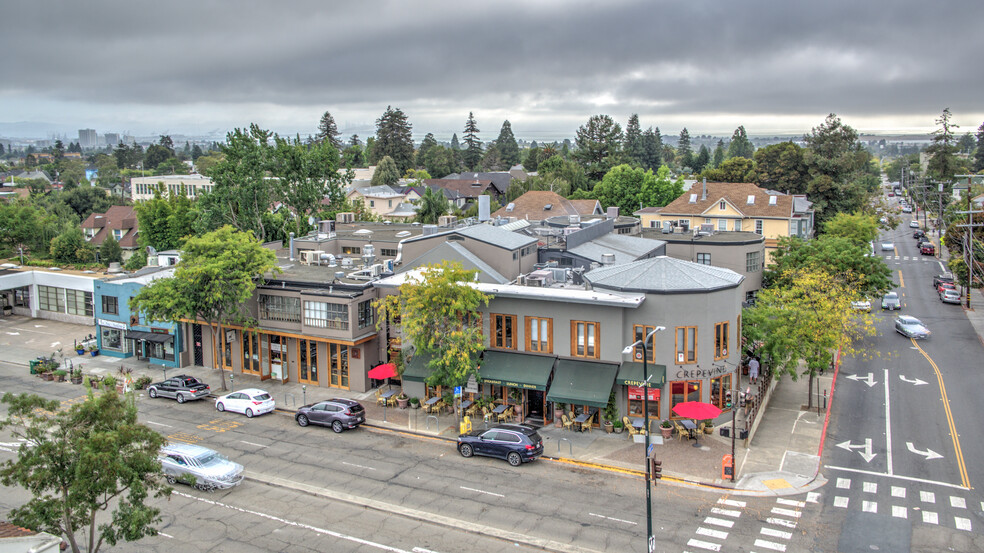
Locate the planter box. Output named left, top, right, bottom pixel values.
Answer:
left=89, top=350, right=100, bottom=357
left=76, top=349, right=86, bottom=356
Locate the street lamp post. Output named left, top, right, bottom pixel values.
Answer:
left=623, top=325, right=665, bottom=553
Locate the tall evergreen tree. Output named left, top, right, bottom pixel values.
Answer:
left=727, top=125, right=755, bottom=159
left=418, top=133, right=438, bottom=164
left=640, top=127, right=663, bottom=171
left=926, top=107, right=959, bottom=183
left=694, top=145, right=711, bottom=173
left=495, top=120, right=521, bottom=168
left=371, top=156, right=401, bottom=186
left=623, top=114, right=645, bottom=167
left=712, top=139, right=726, bottom=168
left=450, top=133, right=460, bottom=151
left=973, top=122, right=984, bottom=173
left=462, top=112, right=483, bottom=170
left=371, top=106, right=414, bottom=174
left=316, top=110, right=342, bottom=150
left=677, top=128, right=693, bottom=170
left=574, top=114, right=623, bottom=182
left=524, top=145, right=541, bottom=172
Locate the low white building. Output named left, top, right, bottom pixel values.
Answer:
left=0, top=266, right=109, bottom=324
left=130, top=174, right=214, bottom=201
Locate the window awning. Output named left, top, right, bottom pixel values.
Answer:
left=402, top=351, right=433, bottom=382
left=125, top=331, right=172, bottom=343
left=478, top=351, right=554, bottom=391
left=616, top=362, right=666, bottom=387
left=546, top=359, right=619, bottom=408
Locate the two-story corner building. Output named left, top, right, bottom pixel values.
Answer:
left=397, top=224, right=540, bottom=282
left=0, top=267, right=102, bottom=324
left=130, top=174, right=215, bottom=202
left=80, top=205, right=140, bottom=260
left=183, top=249, right=385, bottom=392
left=93, top=267, right=185, bottom=368
left=380, top=255, right=744, bottom=429
left=634, top=181, right=814, bottom=264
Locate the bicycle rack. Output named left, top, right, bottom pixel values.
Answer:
left=425, top=415, right=439, bottom=432
left=284, top=393, right=296, bottom=408
left=557, top=437, right=572, bottom=456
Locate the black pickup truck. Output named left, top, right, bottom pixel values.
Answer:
left=147, top=375, right=210, bottom=403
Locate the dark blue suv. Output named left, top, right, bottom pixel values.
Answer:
left=457, top=424, right=543, bottom=466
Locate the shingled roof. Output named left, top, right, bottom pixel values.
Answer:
left=80, top=205, right=139, bottom=248
left=655, top=182, right=796, bottom=218
left=491, top=191, right=602, bottom=221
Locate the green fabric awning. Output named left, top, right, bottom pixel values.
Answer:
left=478, top=351, right=555, bottom=391
left=616, top=362, right=666, bottom=387
left=402, top=351, right=433, bottom=382
left=546, top=359, right=619, bottom=408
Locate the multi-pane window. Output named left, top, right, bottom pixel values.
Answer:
left=380, top=248, right=397, bottom=257
left=696, top=253, right=711, bottom=265
left=304, top=301, right=349, bottom=330
left=342, top=246, right=361, bottom=254
left=746, top=251, right=761, bottom=272
left=718, top=219, right=727, bottom=231
left=101, top=295, right=118, bottom=315
left=734, top=219, right=742, bottom=231
left=38, top=286, right=64, bottom=313
left=714, top=321, right=729, bottom=360
left=632, top=325, right=658, bottom=363
left=675, top=326, right=697, bottom=364
left=259, top=295, right=301, bottom=322
left=525, top=316, right=552, bottom=353
left=571, top=321, right=600, bottom=358
left=755, top=220, right=763, bottom=235
left=357, top=300, right=374, bottom=329
left=66, top=289, right=93, bottom=316
left=491, top=313, right=517, bottom=349
left=670, top=380, right=702, bottom=416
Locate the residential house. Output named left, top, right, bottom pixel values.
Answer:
left=80, top=205, right=140, bottom=259
left=491, top=190, right=603, bottom=222
left=346, top=185, right=411, bottom=219
left=421, top=178, right=494, bottom=210
left=443, top=170, right=526, bottom=202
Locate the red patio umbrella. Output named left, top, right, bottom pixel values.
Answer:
left=671, top=401, right=722, bottom=420
left=368, top=363, right=398, bottom=380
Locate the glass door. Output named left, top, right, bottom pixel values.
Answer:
left=329, top=344, right=349, bottom=389
left=298, top=339, right=319, bottom=385
left=241, top=330, right=261, bottom=375
left=269, top=335, right=286, bottom=381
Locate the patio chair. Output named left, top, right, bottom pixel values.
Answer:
left=482, top=407, right=493, bottom=424
left=674, top=422, right=688, bottom=442
left=561, top=414, right=574, bottom=431
left=584, top=412, right=594, bottom=433
left=375, top=389, right=386, bottom=406
left=623, top=417, right=641, bottom=438
left=497, top=406, right=512, bottom=423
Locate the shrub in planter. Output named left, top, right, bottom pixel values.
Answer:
left=71, top=369, right=83, bottom=384
left=53, top=369, right=68, bottom=382
left=702, top=419, right=714, bottom=434
left=613, top=420, right=624, bottom=434
left=134, top=375, right=153, bottom=390
left=660, top=420, right=673, bottom=439
left=409, top=397, right=420, bottom=409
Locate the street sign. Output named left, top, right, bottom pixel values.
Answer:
left=465, top=375, right=478, bottom=393
left=647, top=444, right=655, bottom=457
left=454, top=386, right=462, bottom=397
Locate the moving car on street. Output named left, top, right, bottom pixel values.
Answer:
left=895, top=315, right=931, bottom=339
left=215, top=388, right=275, bottom=418
left=909, top=220, right=919, bottom=228
left=159, top=443, right=244, bottom=491
left=295, top=398, right=365, bottom=433
left=940, top=289, right=961, bottom=304
left=147, top=375, right=210, bottom=404
left=913, top=229, right=925, bottom=240
left=457, top=424, right=544, bottom=466
left=881, top=242, right=894, bottom=251
left=881, top=292, right=901, bottom=310
left=902, top=206, right=912, bottom=213
left=851, top=299, right=871, bottom=312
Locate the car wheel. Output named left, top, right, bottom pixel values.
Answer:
left=176, top=393, right=185, bottom=404
left=216, top=402, right=225, bottom=412
left=165, top=475, right=176, bottom=485
left=149, top=388, right=157, bottom=398
left=245, top=408, right=254, bottom=418
left=507, top=452, right=522, bottom=467
left=297, top=414, right=309, bottom=427
left=459, top=444, right=474, bottom=458
left=332, top=420, right=344, bottom=433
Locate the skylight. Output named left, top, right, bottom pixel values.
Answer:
left=689, top=194, right=698, bottom=204
left=746, top=195, right=755, bottom=205
left=769, top=195, right=778, bottom=205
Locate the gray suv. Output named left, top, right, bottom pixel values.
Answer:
left=159, top=443, right=244, bottom=491
left=295, top=398, right=365, bottom=433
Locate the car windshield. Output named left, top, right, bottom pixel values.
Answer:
left=885, top=293, right=898, bottom=299
left=253, top=393, right=271, bottom=401
left=899, top=317, right=921, bottom=325
left=195, top=451, right=228, bottom=466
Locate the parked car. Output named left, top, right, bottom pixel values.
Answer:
left=909, top=220, right=920, bottom=228
left=940, top=289, right=961, bottom=304
left=913, top=229, right=925, bottom=240
left=920, top=243, right=935, bottom=255
left=881, top=242, right=895, bottom=251
left=851, top=299, right=871, bottom=312
left=933, top=272, right=954, bottom=288
left=159, top=443, right=244, bottom=491
left=457, top=424, right=544, bottom=466
left=902, top=206, right=912, bottom=213
left=937, top=281, right=957, bottom=295
left=215, top=388, right=275, bottom=418
left=881, top=292, right=901, bottom=310
left=295, top=398, right=365, bottom=433
left=147, top=375, right=210, bottom=404
left=895, top=315, right=931, bottom=339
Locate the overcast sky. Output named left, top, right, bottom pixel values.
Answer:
left=2, top=0, right=982, bottom=141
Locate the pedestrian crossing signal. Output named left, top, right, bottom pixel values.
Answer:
left=651, top=457, right=662, bottom=481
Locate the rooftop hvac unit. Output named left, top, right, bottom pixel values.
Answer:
left=569, top=214, right=580, bottom=224
left=300, top=250, right=325, bottom=265
left=661, top=221, right=673, bottom=234
left=526, top=276, right=544, bottom=287
left=679, top=220, right=690, bottom=232
left=340, top=257, right=354, bottom=267
left=438, top=215, right=458, bottom=227
left=600, top=253, right=616, bottom=265
left=550, top=268, right=567, bottom=283
left=333, top=271, right=345, bottom=282
left=336, top=212, right=355, bottom=224
left=422, top=224, right=439, bottom=236
left=517, top=274, right=527, bottom=286
left=370, top=264, right=384, bottom=277
left=321, top=253, right=337, bottom=266
left=384, top=259, right=395, bottom=273
left=528, top=269, right=553, bottom=285
left=478, top=195, right=491, bottom=221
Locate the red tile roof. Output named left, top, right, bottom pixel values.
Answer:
left=0, top=521, right=36, bottom=538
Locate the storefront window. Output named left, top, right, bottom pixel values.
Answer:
left=670, top=380, right=702, bottom=417
left=101, top=328, right=125, bottom=352
left=711, top=374, right=733, bottom=411
left=627, top=385, right=660, bottom=425
left=148, top=337, right=174, bottom=361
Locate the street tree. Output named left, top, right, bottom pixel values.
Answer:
left=726, top=125, right=755, bottom=159
left=414, top=186, right=449, bottom=224
left=495, top=121, right=521, bottom=168
left=374, top=261, right=491, bottom=390
left=766, top=234, right=894, bottom=295
left=371, top=106, right=415, bottom=174
left=925, top=107, right=959, bottom=184
left=462, top=112, right=483, bottom=170
left=574, top=114, right=623, bottom=182
left=315, top=110, right=342, bottom=151
left=270, top=135, right=348, bottom=237
left=99, top=234, right=123, bottom=264
left=130, top=226, right=279, bottom=390
left=197, top=125, right=273, bottom=241
left=0, top=387, right=170, bottom=553
left=371, top=156, right=401, bottom=186
left=822, top=211, right=881, bottom=249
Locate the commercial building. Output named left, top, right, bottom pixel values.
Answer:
left=130, top=174, right=214, bottom=201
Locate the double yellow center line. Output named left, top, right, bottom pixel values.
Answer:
left=911, top=339, right=970, bottom=489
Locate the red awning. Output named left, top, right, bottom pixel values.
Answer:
left=368, top=363, right=398, bottom=380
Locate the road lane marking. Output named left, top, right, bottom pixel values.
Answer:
left=703, top=517, right=734, bottom=528
left=240, top=440, right=267, bottom=448
left=911, top=339, right=970, bottom=488
left=717, top=498, right=745, bottom=507
left=825, top=465, right=969, bottom=490
left=146, top=421, right=172, bottom=427
left=892, top=506, right=907, bottom=518
left=863, top=482, right=877, bottom=494
left=171, top=491, right=415, bottom=553
left=898, top=271, right=904, bottom=288
left=341, top=461, right=375, bottom=470
left=761, top=527, right=792, bottom=540
left=686, top=538, right=721, bottom=551
left=836, top=478, right=850, bottom=489
left=754, top=538, right=787, bottom=551
left=776, top=498, right=804, bottom=508
left=862, top=501, right=877, bottom=513
left=920, top=490, right=935, bottom=503
left=884, top=369, right=893, bottom=475
left=587, top=513, right=636, bottom=525
left=805, top=492, right=820, bottom=503
left=921, top=511, right=938, bottom=525
left=770, top=507, right=801, bottom=518
left=891, top=486, right=906, bottom=498
left=766, top=518, right=797, bottom=528
left=696, top=527, right=728, bottom=540
left=833, top=497, right=849, bottom=508
left=159, top=532, right=173, bottom=538
left=954, top=517, right=972, bottom=531
left=709, top=507, right=740, bottom=518
left=950, top=496, right=966, bottom=508
left=459, top=486, right=504, bottom=498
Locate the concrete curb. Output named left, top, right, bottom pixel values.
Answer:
left=245, top=471, right=603, bottom=553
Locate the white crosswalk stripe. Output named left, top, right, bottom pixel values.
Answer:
left=863, top=481, right=877, bottom=493
left=862, top=500, right=877, bottom=513
left=703, top=517, right=734, bottom=529
left=754, top=538, right=788, bottom=551
left=949, top=496, right=966, bottom=509
left=922, top=511, right=939, bottom=525
left=710, top=507, right=741, bottom=518
left=717, top=498, right=746, bottom=508
left=954, top=517, right=972, bottom=531
left=891, top=486, right=906, bottom=498
left=920, top=490, right=935, bottom=503
left=836, top=478, right=850, bottom=489
left=696, top=527, right=728, bottom=540
left=892, top=505, right=907, bottom=518
left=761, top=527, right=793, bottom=540
left=833, top=496, right=849, bottom=508
left=766, top=517, right=798, bottom=529
left=805, top=492, right=820, bottom=503
left=776, top=498, right=805, bottom=508
left=771, top=507, right=802, bottom=518
left=686, top=538, right=721, bottom=551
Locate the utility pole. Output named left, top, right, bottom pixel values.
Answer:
left=955, top=203, right=981, bottom=309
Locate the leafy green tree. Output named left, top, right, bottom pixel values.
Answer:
left=639, top=165, right=686, bottom=208
left=822, top=211, right=880, bottom=249
left=0, top=388, right=170, bottom=553
left=495, top=120, right=521, bottom=168
left=124, top=249, right=147, bottom=271
left=480, top=142, right=504, bottom=171
left=574, top=114, right=623, bottom=182
left=371, top=106, right=415, bottom=174
left=640, top=127, right=663, bottom=171
left=676, top=128, right=693, bottom=170
left=957, top=132, right=975, bottom=154
left=59, top=159, right=88, bottom=188
left=343, top=134, right=365, bottom=168
left=524, top=145, right=541, bottom=172
left=0, top=201, right=42, bottom=254
left=194, top=152, right=224, bottom=176
left=726, top=125, right=755, bottom=159
left=422, top=145, right=456, bottom=178
left=701, top=157, right=755, bottom=182
left=415, top=186, right=449, bottom=224
left=538, top=155, right=588, bottom=194
left=371, top=156, right=401, bottom=186
left=99, top=234, right=123, bottom=264
left=197, top=125, right=272, bottom=241
left=592, top=164, right=683, bottom=214
left=374, top=261, right=491, bottom=391
left=270, top=135, right=347, bottom=237
left=766, top=235, right=893, bottom=295
left=712, top=139, right=725, bottom=168
left=751, top=141, right=808, bottom=192
left=623, top=114, right=645, bottom=167
left=50, top=227, right=94, bottom=263
left=191, top=144, right=204, bottom=161
left=693, top=145, right=710, bottom=173
left=315, top=110, right=342, bottom=150
left=462, top=112, right=483, bottom=170
left=94, top=154, right=121, bottom=188
left=134, top=188, right=199, bottom=251
left=926, top=107, right=959, bottom=183
left=59, top=186, right=114, bottom=222
left=802, top=114, right=874, bottom=227
left=130, top=226, right=278, bottom=390
left=143, top=144, right=172, bottom=171
left=974, top=122, right=984, bottom=173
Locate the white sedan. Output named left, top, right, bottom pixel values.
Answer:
left=881, top=242, right=895, bottom=251
left=215, top=388, right=276, bottom=418
left=909, top=220, right=919, bottom=228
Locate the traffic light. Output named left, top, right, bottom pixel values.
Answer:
left=651, top=457, right=662, bottom=481
left=725, top=390, right=732, bottom=409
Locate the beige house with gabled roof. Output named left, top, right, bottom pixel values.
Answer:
left=491, top=191, right=602, bottom=222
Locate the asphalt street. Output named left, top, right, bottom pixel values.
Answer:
left=816, top=199, right=984, bottom=552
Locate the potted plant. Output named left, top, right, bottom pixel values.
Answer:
left=397, top=391, right=409, bottom=409
left=135, top=375, right=153, bottom=390
left=613, top=419, right=624, bottom=434
left=409, top=397, right=420, bottom=409
left=87, top=344, right=100, bottom=357
left=554, top=402, right=566, bottom=427
left=70, top=368, right=83, bottom=385
left=703, top=419, right=714, bottom=434
left=509, top=388, right=524, bottom=423
left=76, top=342, right=86, bottom=356
left=40, top=367, right=54, bottom=381
left=603, top=389, right=618, bottom=434
left=660, top=420, right=673, bottom=440
left=53, top=369, right=68, bottom=382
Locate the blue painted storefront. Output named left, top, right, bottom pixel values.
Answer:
left=93, top=275, right=182, bottom=368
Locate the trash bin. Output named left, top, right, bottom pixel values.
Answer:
left=29, top=360, right=39, bottom=374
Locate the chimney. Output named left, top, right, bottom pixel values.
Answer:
left=288, top=232, right=295, bottom=261
left=606, top=206, right=619, bottom=219
left=701, top=177, right=707, bottom=201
